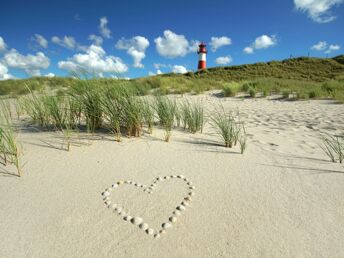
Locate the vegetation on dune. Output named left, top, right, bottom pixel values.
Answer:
left=0, top=101, right=22, bottom=176
left=1, top=56, right=343, bottom=100
left=321, top=134, right=344, bottom=163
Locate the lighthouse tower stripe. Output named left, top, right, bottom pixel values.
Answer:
left=199, top=53, right=206, bottom=61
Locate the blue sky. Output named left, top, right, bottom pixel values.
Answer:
left=0, top=0, right=343, bottom=79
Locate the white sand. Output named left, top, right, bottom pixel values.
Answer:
left=1, top=93, right=344, bottom=257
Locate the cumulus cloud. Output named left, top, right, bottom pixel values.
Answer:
left=32, top=34, right=48, bottom=48
left=0, top=62, right=14, bottom=80
left=148, top=69, right=163, bottom=76
left=88, top=34, right=103, bottom=46
left=209, top=36, right=232, bottom=52
left=45, top=72, right=55, bottom=77
left=294, top=0, right=344, bottom=23
left=215, top=56, right=233, bottom=65
left=99, top=17, right=111, bottom=39
left=326, top=44, right=341, bottom=53
left=115, top=36, right=150, bottom=68
left=58, top=44, right=128, bottom=76
left=311, top=41, right=341, bottom=53
left=243, top=47, right=254, bottom=54
left=155, top=30, right=190, bottom=58
left=243, top=35, right=277, bottom=54
left=311, top=41, right=328, bottom=51
left=172, top=65, right=187, bottom=74
left=3, top=49, right=50, bottom=76
left=0, top=36, right=7, bottom=52
left=51, top=36, right=86, bottom=51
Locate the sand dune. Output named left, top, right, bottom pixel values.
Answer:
left=1, top=93, right=343, bottom=257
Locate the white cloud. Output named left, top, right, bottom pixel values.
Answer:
left=189, top=40, right=201, bottom=53
left=243, top=47, right=254, bottom=54
left=215, top=56, right=233, bottom=65
left=88, top=34, right=103, bottom=46
left=45, top=72, right=55, bottom=77
left=153, top=63, right=167, bottom=69
left=0, top=62, right=14, bottom=80
left=326, top=44, right=341, bottom=53
left=253, top=35, right=277, bottom=49
left=99, top=17, right=111, bottom=39
left=51, top=36, right=86, bottom=51
left=209, top=36, right=232, bottom=52
left=172, top=65, right=187, bottom=74
left=148, top=69, right=163, bottom=76
left=33, top=34, right=48, bottom=48
left=115, top=36, right=150, bottom=68
left=58, top=44, right=128, bottom=76
left=243, top=35, right=277, bottom=54
left=155, top=30, right=190, bottom=58
left=3, top=49, right=50, bottom=76
left=311, top=41, right=341, bottom=53
left=0, top=36, right=7, bottom=52
left=311, top=41, right=328, bottom=51
left=294, top=0, right=344, bottom=23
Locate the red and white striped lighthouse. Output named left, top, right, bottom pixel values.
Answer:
left=197, top=42, right=207, bottom=70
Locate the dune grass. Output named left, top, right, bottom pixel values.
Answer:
left=210, top=107, right=245, bottom=149
left=0, top=103, right=22, bottom=176
left=179, top=100, right=204, bottom=133
left=155, top=96, right=176, bottom=142
left=321, top=134, right=344, bottom=163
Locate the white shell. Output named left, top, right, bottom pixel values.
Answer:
left=117, top=181, right=124, bottom=185
left=112, top=184, right=118, bottom=188
left=146, top=228, right=154, bottom=235
left=182, top=201, right=190, bottom=206
left=107, top=188, right=113, bottom=192
left=110, top=204, right=117, bottom=209
left=105, top=200, right=111, bottom=206
left=139, top=223, right=149, bottom=230
left=103, top=197, right=110, bottom=201
left=159, top=229, right=166, bottom=234
left=102, top=191, right=110, bottom=197
left=177, top=205, right=186, bottom=211
left=189, top=186, right=195, bottom=190
left=131, top=217, right=143, bottom=225
left=123, top=215, right=132, bottom=221
left=173, top=210, right=181, bottom=216
left=169, top=216, right=177, bottom=223
left=184, top=196, right=191, bottom=201
left=154, top=233, right=161, bottom=239
left=189, top=192, right=195, bottom=196
left=162, top=223, right=172, bottom=229
left=177, top=175, right=185, bottom=179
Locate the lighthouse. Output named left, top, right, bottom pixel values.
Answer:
left=197, top=42, right=207, bottom=70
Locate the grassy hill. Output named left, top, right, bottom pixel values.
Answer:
left=0, top=55, right=343, bottom=101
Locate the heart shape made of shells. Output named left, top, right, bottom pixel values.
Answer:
left=101, top=175, right=195, bottom=239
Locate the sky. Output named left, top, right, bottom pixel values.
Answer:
left=0, top=0, right=343, bottom=80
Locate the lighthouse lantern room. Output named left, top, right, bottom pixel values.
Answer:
left=197, top=42, right=207, bottom=70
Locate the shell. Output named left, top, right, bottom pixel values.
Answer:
left=162, top=223, right=172, bottom=229
left=189, top=186, right=195, bottom=190
left=146, top=228, right=154, bottom=235
left=189, top=192, right=195, bottom=196
left=176, top=205, right=186, bottom=211
left=117, top=181, right=124, bottom=185
left=131, top=217, right=143, bottom=225
left=172, top=210, right=181, bottom=216
left=112, top=183, right=118, bottom=188
left=154, top=233, right=161, bottom=239
left=105, top=200, right=111, bottom=206
left=159, top=229, right=167, bottom=235
left=103, top=197, right=110, bottom=201
left=181, top=201, right=190, bottom=206
left=177, top=175, right=185, bottom=179
left=164, top=176, right=171, bottom=180
left=102, top=191, right=110, bottom=197
left=123, top=215, right=132, bottom=221
left=169, top=216, right=177, bottom=223
left=139, top=223, right=149, bottom=230
left=184, top=196, right=191, bottom=201
left=110, top=204, right=117, bottom=209
left=107, top=188, right=113, bottom=192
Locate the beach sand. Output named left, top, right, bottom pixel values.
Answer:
left=1, top=93, right=343, bottom=257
